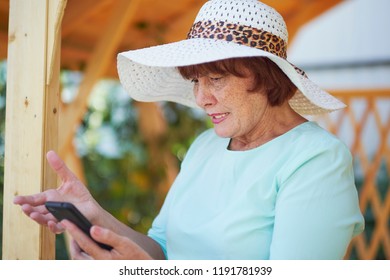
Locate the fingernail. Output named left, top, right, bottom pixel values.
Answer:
left=60, top=220, right=68, bottom=228
left=92, top=225, right=102, bottom=236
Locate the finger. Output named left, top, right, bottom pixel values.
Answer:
left=90, top=226, right=119, bottom=249
left=61, top=220, right=103, bottom=257
left=14, top=189, right=61, bottom=206
left=90, top=226, right=152, bottom=259
left=14, top=193, right=48, bottom=206
left=21, top=203, right=49, bottom=216
left=69, top=239, right=93, bottom=260
left=18, top=202, right=64, bottom=233
left=69, top=239, right=82, bottom=260
left=32, top=202, right=54, bottom=213
left=29, top=211, right=61, bottom=230
left=48, top=220, right=66, bottom=234
left=46, top=150, right=77, bottom=182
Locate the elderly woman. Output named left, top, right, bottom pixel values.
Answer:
left=14, top=0, right=364, bottom=260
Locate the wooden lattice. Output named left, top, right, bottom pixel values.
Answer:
left=312, top=89, right=390, bottom=260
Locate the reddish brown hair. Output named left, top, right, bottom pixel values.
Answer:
left=177, top=57, right=297, bottom=106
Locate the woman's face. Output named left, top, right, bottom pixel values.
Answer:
left=192, top=68, right=271, bottom=141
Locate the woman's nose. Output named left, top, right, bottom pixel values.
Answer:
left=194, top=82, right=216, bottom=108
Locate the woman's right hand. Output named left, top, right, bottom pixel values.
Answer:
left=13, top=150, right=100, bottom=234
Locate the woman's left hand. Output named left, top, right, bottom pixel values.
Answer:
left=61, top=220, right=153, bottom=260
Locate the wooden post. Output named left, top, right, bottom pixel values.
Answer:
left=2, top=0, right=66, bottom=259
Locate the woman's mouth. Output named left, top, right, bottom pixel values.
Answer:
left=208, top=113, right=230, bottom=124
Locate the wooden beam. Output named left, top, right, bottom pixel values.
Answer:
left=0, top=31, right=7, bottom=59
left=59, top=0, right=141, bottom=156
left=262, top=0, right=297, bottom=15
left=0, top=0, right=10, bottom=60
left=61, top=0, right=111, bottom=38
left=2, top=0, right=64, bottom=259
left=46, top=0, right=67, bottom=84
left=330, top=88, right=390, bottom=98
left=164, top=1, right=205, bottom=43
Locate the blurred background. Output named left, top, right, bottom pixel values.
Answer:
left=0, top=0, right=389, bottom=259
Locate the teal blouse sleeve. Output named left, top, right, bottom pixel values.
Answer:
left=270, top=139, right=365, bottom=259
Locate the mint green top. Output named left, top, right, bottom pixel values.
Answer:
left=148, top=121, right=364, bottom=259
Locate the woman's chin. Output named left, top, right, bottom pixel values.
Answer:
left=213, top=127, right=232, bottom=139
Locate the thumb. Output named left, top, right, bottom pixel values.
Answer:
left=90, top=226, right=117, bottom=248
left=46, top=150, right=77, bottom=182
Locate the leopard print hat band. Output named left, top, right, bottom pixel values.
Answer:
left=117, top=0, right=346, bottom=115
left=187, top=20, right=288, bottom=59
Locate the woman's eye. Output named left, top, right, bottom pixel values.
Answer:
left=210, top=76, right=224, bottom=82
left=190, top=78, right=199, bottom=83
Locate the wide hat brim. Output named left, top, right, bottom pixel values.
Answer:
left=117, top=38, right=346, bottom=115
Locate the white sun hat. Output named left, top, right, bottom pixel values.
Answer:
left=117, top=0, right=346, bottom=115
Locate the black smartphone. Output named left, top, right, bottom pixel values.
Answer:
left=45, top=201, right=112, bottom=250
